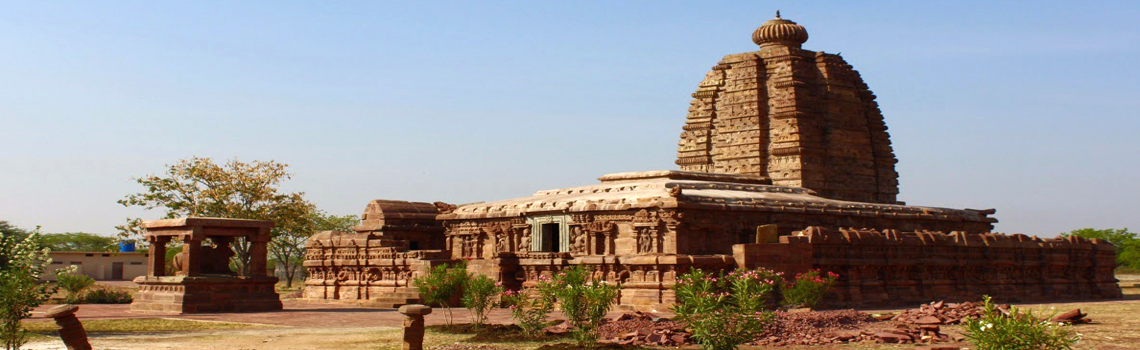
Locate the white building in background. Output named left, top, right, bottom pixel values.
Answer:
left=43, top=251, right=148, bottom=281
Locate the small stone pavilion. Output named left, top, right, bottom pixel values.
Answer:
left=131, top=217, right=282, bottom=314
left=304, top=14, right=1122, bottom=310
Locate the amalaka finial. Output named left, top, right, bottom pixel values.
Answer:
left=752, top=10, right=808, bottom=48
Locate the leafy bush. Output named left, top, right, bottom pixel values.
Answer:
left=501, top=275, right=556, bottom=337
left=547, top=266, right=619, bottom=346
left=782, top=269, right=838, bottom=309
left=412, top=262, right=468, bottom=326
left=1, top=229, right=61, bottom=350
left=673, top=268, right=780, bottom=350
left=462, top=274, right=502, bottom=326
left=82, top=288, right=133, bottom=304
left=964, top=295, right=1080, bottom=350
left=56, top=272, right=95, bottom=304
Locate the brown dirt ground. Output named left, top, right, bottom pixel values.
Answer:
left=21, top=278, right=1140, bottom=350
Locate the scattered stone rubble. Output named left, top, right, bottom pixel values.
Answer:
left=754, top=309, right=876, bottom=346
left=597, top=311, right=689, bottom=346
left=594, top=301, right=1092, bottom=347
left=890, top=300, right=995, bottom=325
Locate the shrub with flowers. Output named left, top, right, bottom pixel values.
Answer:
left=549, top=265, right=619, bottom=346
left=500, top=274, right=557, bottom=337
left=1, top=228, right=65, bottom=350
left=673, top=268, right=780, bottom=350
left=963, top=295, right=1080, bottom=350
left=412, top=261, right=468, bottom=326
left=782, top=269, right=838, bottom=309
left=461, top=274, right=502, bottom=326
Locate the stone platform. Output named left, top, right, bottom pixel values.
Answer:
left=131, top=275, right=282, bottom=314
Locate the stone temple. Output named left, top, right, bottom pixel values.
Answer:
left=304, top=14, right=1121, bottom=310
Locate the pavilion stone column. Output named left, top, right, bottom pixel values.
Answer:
left=148, top=236, right=170, bottom=277
left=45, top=304, right=91, bottom=350
left=398, top=304, right=432, bottom=350
left=182, top=235, right=203, bottom=276
left=249, top=227, right=271, bottom=277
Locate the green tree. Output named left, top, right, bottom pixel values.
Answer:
left=0, top=221, right=28, bottom=241
left=1061, top=228, right=1139, bottom=270
left=117, top=157, right=315, bottom=276
left=40, top=232, right=119, bottom=252
left=269, top=211, right=358, bottom=288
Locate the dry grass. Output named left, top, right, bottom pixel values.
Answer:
left=23, top=318, right=265, bottom=335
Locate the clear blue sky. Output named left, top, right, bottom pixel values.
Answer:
left=2, top=1, right=1137, bottom=237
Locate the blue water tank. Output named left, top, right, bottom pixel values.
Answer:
left=119, top=241, right=136, bottom=252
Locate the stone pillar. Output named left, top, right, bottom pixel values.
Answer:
left=45, top=304, right=91, bottom=350
left=398, top=304, right=432, bottom=350
left=148, top=236, right=169, bottom=277
left=182, top=238, right=203, bottom=276
left=250, top=236, right=269, bottom=277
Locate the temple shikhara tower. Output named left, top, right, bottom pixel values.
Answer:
left=677, top=12, right=898, bottom=204
left=303, top=14, right=1122, bottom=310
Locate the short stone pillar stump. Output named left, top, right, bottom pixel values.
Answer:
left=398, top=304, right=432, bottom=350
left=45, top=304, right=91, bottom=350
left=130, top=217, right=283, bottom=314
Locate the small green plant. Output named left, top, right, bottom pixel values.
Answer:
left=55, top=272, right=95, bottom=304
left=782, top=269, right=838, bottom=309
left=462, top=274, right=503, bottom=326
left=501, top=274, right=556, bottom=338
left=1, top=229, right=63, bottom=350
left=82, top=288, right=133, bottom=304
left=412, top=261, right=468, bottom=326
left=673, top=268, right=780, bottom=350
left=963, top=295, right=1080, bottom=350
left=548, top=265, right=619, bottom=346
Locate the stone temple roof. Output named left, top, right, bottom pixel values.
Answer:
left=438, top=170, right=996, bottom=224
left=677, top=13, right=900, bottom=204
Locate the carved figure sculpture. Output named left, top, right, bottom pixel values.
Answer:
left=495, top=232, right=509, bottom=253
left=573, top=228, right=588, bottom=254
left=519, top=228, right=531, bottom=253
left=637, top=228, right=653, bottom=253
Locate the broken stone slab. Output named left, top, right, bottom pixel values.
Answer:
left=1051, top=308, right=1089, bottom=324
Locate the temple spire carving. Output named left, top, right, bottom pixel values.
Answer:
left=677, top=14, right=900, bottom=204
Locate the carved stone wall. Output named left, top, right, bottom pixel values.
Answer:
left=302, top=231, right=449, bottom=307
left=302, top=200, right=449, bottom=307
left=511, top=254, right=735, bottom=312
left=734, top=227, right=1122, bottom=308
left=678, top=207, right=996, bottom=255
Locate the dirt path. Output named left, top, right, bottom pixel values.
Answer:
left=23, top=293, right=1140, bottom=349
left=23, top=326, right=398, bottom=350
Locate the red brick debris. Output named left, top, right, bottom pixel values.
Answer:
left=594, top=301, right=1091, bottom=347
left=890, top=300, right=995, bottom=325
left=597, top=311, right=689, bottom=346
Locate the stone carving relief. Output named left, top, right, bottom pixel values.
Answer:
left=518, top=227, right=531, bottom=253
